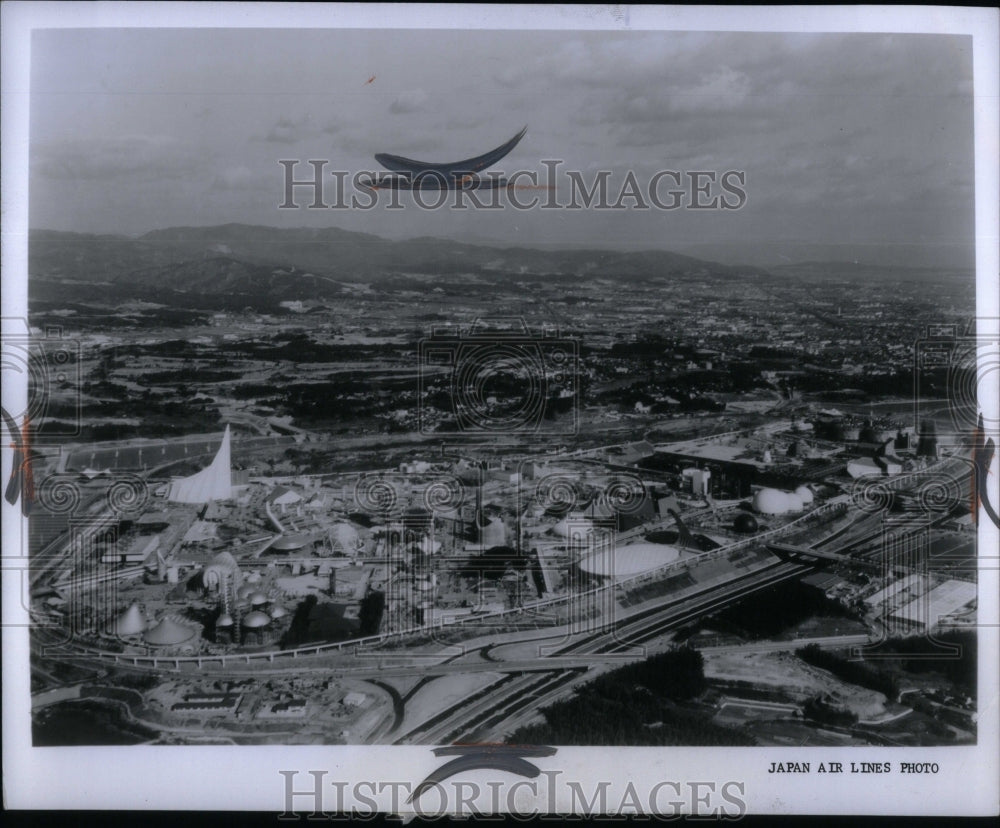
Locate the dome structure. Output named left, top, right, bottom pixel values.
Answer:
left=578, top=542, right=679, bottom=580
left=144, top=616, right=196, bottom=647
left=209, top=550, right=239, bottom=569
left=249, top=592, right=268, bottom=606
left=794, top=485, right=814, bottom=505
left=752, top=488, right=804, bottom=516
left=271, top=534, right=308, bottom=552
left=733, top=513, right=760, bottom=534
left=216, top=613, right=234, bottom=627
left=242, top=610, right=270, bottom=628
left=203, top=550, right=242, bottom=592
left=329, top=523, right=361, bottom=554
left=269, top=605, right=287, bottom=620
left=107, top=603, right=147, bottom=637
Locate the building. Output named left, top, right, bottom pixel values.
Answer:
left=328, top=522, right=362, bottom=555
left=171, top=694, right=243, bottom=716
left=241, top=610, right=272, bottom=645
left=889, top=579, right=976, bottom=632
left=752, top=487, right=804, bottom=515
left=577, top=541, right=680, bottom=581
left=168, top=425, right=234, bottom=504
left=681, top=467, right=712, bottom=497
left=847, top=456, right=903, bottom=479
left=801, top=571, right=845, bottom=598
left=258, top=699, right=308, bottom=718
left=143, top=615, right=197, bottom=648
left=478, top=516, right=507, bottom=549
left=863, top=574, right=926, bottom=611
left=106, top=602, right=147, bottom=637
left=102, top=534, right=159, bottom=565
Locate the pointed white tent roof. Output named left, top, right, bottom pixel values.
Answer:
left=107, top=603, right=147, bottom=636
left=144, top=616, right=197, bottom=646
left=168, top=426, right=233, bottom=504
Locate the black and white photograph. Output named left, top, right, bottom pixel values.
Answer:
left=3, top=2, right=998, bottom=818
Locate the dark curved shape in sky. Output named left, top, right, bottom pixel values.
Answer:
left=374, top=126, right=527, bottom=178
left=358, top=172, right=509, bottom=191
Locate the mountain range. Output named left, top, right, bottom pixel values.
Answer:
left=29, top=224, right=770, bottom=304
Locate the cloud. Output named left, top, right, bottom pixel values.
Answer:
left=261, top=116, right=311, bottom=145
left=211, top=165, right=256, bottom=190
left=671, top=67, right=752, bottom=113
left=32, top=135, right=200, bottom=181
left=389, top=89, right=428, bottom=115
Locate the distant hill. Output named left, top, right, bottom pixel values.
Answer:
left=29, top=224, right=771, bottom=303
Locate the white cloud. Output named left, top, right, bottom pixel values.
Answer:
left=389, top=89, right=428, bottom=115
left=212, top=165, right=256, bottom=190
left=32, top=135, right=200, bottom=181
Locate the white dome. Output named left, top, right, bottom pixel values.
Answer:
left=752, top=488, right=804, bottom=515
left=269, top=605, right=287, bottom=619
left=249, top=591, right=268, bottom=606
left=204, top=551, right=242, bottom=592
left=330, top=522, right=361, bottom=552
left=794, top=485, right=814, bottom=505
left=578, top=542, right=679, bottom=580
left=242, top=610, right=271, bottom=628
left=216, top=613, right=234, bottom=627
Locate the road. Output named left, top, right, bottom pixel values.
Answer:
left=393, top=559, right=812, bottom=744
left=28, top=425, right=964, bottom=746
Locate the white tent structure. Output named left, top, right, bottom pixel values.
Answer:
left=168, top=426, right=233, bottom=504
left=143, top=615, right=197, bottom=647
left=106, top=602, right=147, bottom=637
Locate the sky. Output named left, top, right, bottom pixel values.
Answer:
left=29, top=28, right=975, bottom=261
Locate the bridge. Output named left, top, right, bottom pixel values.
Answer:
left=767, top=542, right=846, bottom=565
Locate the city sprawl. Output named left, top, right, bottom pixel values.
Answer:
left=21, top=225, right=982, bottom=747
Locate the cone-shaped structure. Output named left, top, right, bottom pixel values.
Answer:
left=107, top=603, right=146, bottom=636
left=144, top=616, right=197, bottom=646
left=168, top=425, right=233, bottom=504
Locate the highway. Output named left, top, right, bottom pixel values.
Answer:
left=27, top=426, right=966, bottom=746
left=393, top=559, right=813, bottom=744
